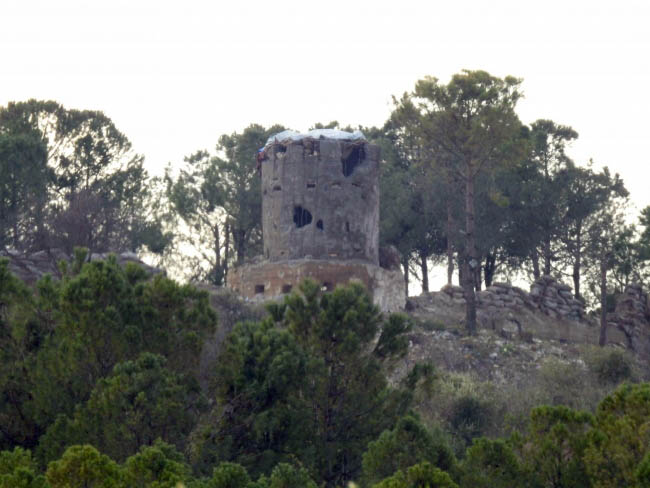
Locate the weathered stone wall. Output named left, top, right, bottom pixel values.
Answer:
left=227, top=258, right=405, bottom=312
left=261, top=138, right=379, bottom=264
left=437, top=275, right=586, bottom=321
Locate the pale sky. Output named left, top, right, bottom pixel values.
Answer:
left=2, top=0, right=649, bottom=217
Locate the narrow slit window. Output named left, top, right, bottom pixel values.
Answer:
left=255, top=284, right=265, bottom=294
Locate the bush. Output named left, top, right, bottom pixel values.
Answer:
left=537, top=358, right=594, bottom=409
left=586, top=347, right=633, bottom=385
left=362, top=416, right=455, bottom=485
left=448, top=396, right=493, bottom=448
left=373, top=461, right=458, bottom=488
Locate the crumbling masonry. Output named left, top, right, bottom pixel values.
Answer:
left=227, top=136, right=405, bottom=312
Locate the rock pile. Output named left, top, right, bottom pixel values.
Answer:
left=439, top=276, right=585, bottom=322
left=529, top=276, right=585, bottom=321
left=0, top=248, right=161, bottom=284
left=607, top=283, right=650, bottom=350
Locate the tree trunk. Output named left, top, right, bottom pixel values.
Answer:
left=235, top=228, right=246, bottom=265
left=531, top=249, right=541, bottom=280
left=420, top=252, right=429, bottom=293
left=484, top=253, right=496, bottom=288
left=573, top=222, right=582, bottom=300
left=599, top=252, right=608, bottom=346
left=224, top=220, right=231, bottom=283
left=213, top=224, right=221, bottom=285
left=463, top=170, right=477, bottom=335
left=543, top=235, right=552, bottom=275
left=446, top=199, right=454, bottom=285
left=402, top=255, right=409, bottom=298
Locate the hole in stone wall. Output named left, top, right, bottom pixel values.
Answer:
left=293, top=206, right=313, bottom=228
left=276, top=144, right=287, bottom=154
left=341, top=143, right=366, bottom=177
left=303, top=140, right=320, bottom=156
left=345, top=221, right=350, bottom=232
left=255, top=284, right=265, bottom=294
left=307, top=182, right=316, bottom=189
left=282, top=284, right=293, bottom=293
left=316, top=220, right=324, bottom=230
left=322, top=282, right=333, bottom=292
left=273, top=185, right=282, bottom=191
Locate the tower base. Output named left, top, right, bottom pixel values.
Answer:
left=227, top=258, right=405, bottom=312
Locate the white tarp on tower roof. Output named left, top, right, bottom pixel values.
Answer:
left=265, top=129, right=365, bottom=147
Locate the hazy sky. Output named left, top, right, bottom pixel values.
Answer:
left=2, top=0, right=650, bottom=215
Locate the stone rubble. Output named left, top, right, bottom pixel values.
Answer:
left=438, top=275, right=586, bottom=322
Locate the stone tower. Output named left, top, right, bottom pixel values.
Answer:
left=227, top=130, right=404, bottom=312
left=261, top=137, right=379, bottom=264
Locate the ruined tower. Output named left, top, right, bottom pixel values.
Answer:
left=227, top=130, right=404, bottom=311
left=262, top=137, right=379, bottom=264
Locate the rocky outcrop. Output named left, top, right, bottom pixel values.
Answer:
left=606, top=284, right=650, bottom=353
left=433, top=276, right=586, bottom=322
left=407, top=278, right=650, bottom=362
left=0, top=248, right=161, bottom=283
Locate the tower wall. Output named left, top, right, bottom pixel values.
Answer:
left=261, top=138, right=380, bottom=264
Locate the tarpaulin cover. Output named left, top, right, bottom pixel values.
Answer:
left=265, top=129, right=365, bottom=147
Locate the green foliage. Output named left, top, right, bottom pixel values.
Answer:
left=373, top=461, right=458, bottom=488
left=585, top=347, right=633, bottom=385
left=209, top=462, right=251, bottom=488
left=537, top=358, right=600, bottom=410
left=362, top=416, right=455, bottom=486
left=459, top=438, right=524, bottom=488
left=0, top=260, right=46, bottom=450
left=194, top=281, right=414, bottom=487
left=45, top=444, right=121, bottom=488
left=0, top=129, right=50, bottom=250
left=0, top=99, right=168, bottom=255
left=165, top=124, right=284, bottom=283
left=0, top=447, right=47, bottom=488
left=38, top=353, right=201, bottom=464
left=448, top=395, right=494, bottom=448
left=636, top=452, right=650, bottom=487
left=122, top=440, right=190, bottom=487
left=29, top=257, right=215, bottom=432
left=584, top=383, right=650, bottom=488
left=267, top=463, right=317, bottom=488
left=521, top=405, right=594, bottom=488
left=191, top=319, right=309, bottom=476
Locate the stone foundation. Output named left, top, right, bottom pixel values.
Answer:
left=227, top=258, right=405, bottom=312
